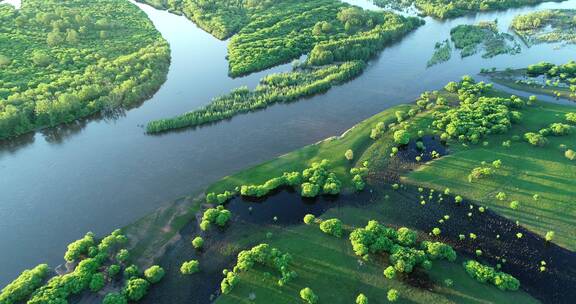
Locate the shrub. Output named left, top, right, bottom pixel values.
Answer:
left=566, top=113, right=576, bottom=123
left=300, top=287, right=318, bottom=304
left=192, top=237, right=204, bottom=249
left=524, top=132, right=548, bottom=146
left=116, top=249, right=129, bottom=263
left=345, top=149, right=354, bottom=161
left=303, top=214, right=316, bottom=225
left=387, top=289, right=399, bottom=302
left=356, top=293, right=368, bottom=304
left=383, top=266, right=396, bottom=279
left=545, top=231, right=555, bottom=242
left=319, top=218, right=343, bottom=238
left=393, top=130, right=410, bottom=145
left=108, top=265, right=121, bottom=277
left=201, top=206, right=232, bottom=230
left=123, top=278, right=150, bottom=301
left=103, top=292, right=128, bottom=304
left=124, top=265, right=140, bottom=279
left=144, top=265, right=165, bottom=284
left=565, top=149, right=576, bottom=161
left=548, top=123, right=572, bottom=136
left=432, top=227, right=441, bottom=236
left=509, top=201, right=520, bottom=210
left=180, top=260, right=200, bottom=275
left=463, top=260, right=519, bottom=291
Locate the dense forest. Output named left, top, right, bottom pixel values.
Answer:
left=138, top=0, right=422, bottom=77
left=373, top=0, right=560, bottom=19
left=146, top=6, right=422, bottom=133
left=511, top=9, right=576, bottom=45
left=0, top=0, right=170, bottom=139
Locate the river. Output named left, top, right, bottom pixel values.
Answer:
left=0, top=0, right=574, bottom=285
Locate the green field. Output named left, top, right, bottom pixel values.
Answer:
left=207, top=104, right=415, bottom=194
left=406, top=101, right=576, bottom=250
left=215, top=198, right=540, bottom=304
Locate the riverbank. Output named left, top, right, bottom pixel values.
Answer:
left=120, top=80, right=575, bottom=303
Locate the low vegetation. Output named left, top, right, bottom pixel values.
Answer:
left=450, top=21, right=520, bottom=58
left=511, top=9, right=576, bottom=46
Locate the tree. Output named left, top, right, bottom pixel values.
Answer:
left=545, top=231, right=555, bottom=242
left=0, top=54, right=10, bottom=67
left=124, top=278, right=150, bottom=301
left=319, top=218, right=343, bottom=238
left=397, top=227, right=417, bottom=246
left=144, top=265, right=165, bottom=284
left=393, top=130, right=410, bottom=145
left=432, top=227, right=441, bottom=236
left=356, top=293, right=368, bottom=304
left=116, top=249, right=129, bottom=263
left=300, top=287, right=318, bottom=304
left=303, top=214, right=316, bottom=225
left=89, top=273, right=106, bottom=292
left=345, top=149, right=354, bottom=161
left=124, top=265, right=140, bottom=279
left=180, top=260, right=200, bottom=275
left=192, top=236, right=204, bottom=249
left=66, top=29, right=79, bottom=44
left=103, top=292, right=127, bottom=304
left=383, top=266, right=396, bottom=279
left=387, top=289, right=399, bottom=302
left=565, top=149, right=576, bottom=161
left=108, top=265, right=121, bottom=277
left=509, top=201, right=520, bottom=210
left=47, top=30, right=64, bottom=46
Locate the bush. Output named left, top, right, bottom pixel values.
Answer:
left=356, top=293, right=368, bottom=304
left=524, top=132, right=548, bottom=146
left=383, top=266, right=396, bottom=279
left=387, top=289, right=399, bottom=302
left=319, top=218, right=343, bottom=238
left=192, top=236, right=204, bottom=249
left=565, top=149, right=576, bottom=160
left=566, top=113, right=576, bottom=123
left=180, top=260, right=200, bottom=275
left=300, top=287, right=318, bottom=304
left=345, top=149, right=354, bottom=161
left=103, top=292, right=128, bottom=304
left=123, top=278, right=150, bottom=301
left=124, top=265, right=140, bottom=279
left=144, top=265, right=165, bottom=284
left=393, top=130, right=410, bottom=145
left=201, top=205, right=232, bottom=230
left=303, top=214, right=316, bottom=225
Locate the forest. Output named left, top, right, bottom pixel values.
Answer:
left=146, top=6, right=422, bottom=133
left=0, top=0, right=170, bottom=139
left=373, top=0, right=557, bottom=19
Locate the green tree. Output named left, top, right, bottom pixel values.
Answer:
left=303, top=214, right=316, bottom=225
left=180, top=260, right=200, bottom=275
left=144, top=265, right=165, bottom=284
left=103, top=292, right=127, bottom=304
left=89, top=273, right=106, bottom=292
left=356, top=293, right=368, bottom=304
left=300, top=287, right=318, bottom=304
left=192, top=236, right=204, bottom=249
left=393, top=130, right=410, bottom=145
left=387, top=289, right=399, bottom=302
left=124, top=278, right=150, bottom=301
left=319, top=218, right=343, bottom=238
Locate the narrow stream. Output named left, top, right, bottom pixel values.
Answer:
left=0, top=0, right=575, bottom=285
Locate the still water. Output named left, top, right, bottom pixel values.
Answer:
left=0, top=0, right=574, bottom=285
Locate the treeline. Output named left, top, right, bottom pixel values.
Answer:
left=0, top=0, right=170, bottom=140
left=307, top=13, right=423, bottom=66
left=146, top=61, right=365, bottom=133
left=0, top=229, right=165, bottom=303
left=373, top=0, right=555, bottom=19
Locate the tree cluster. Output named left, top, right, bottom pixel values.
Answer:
left=221, top=244, right=297, bottom=294
left=463, top=260, right=520, bottom=291
left=200, top=205, right=232, bottom=231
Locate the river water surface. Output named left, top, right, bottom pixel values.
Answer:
left=0, top=0, right=575, bottom=285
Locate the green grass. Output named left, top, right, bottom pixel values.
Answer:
left=216, top=198, right=540, bottom=304
left=406, top=101, right=576, bottom=251
left=207, top=104, right=415, bottom=194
